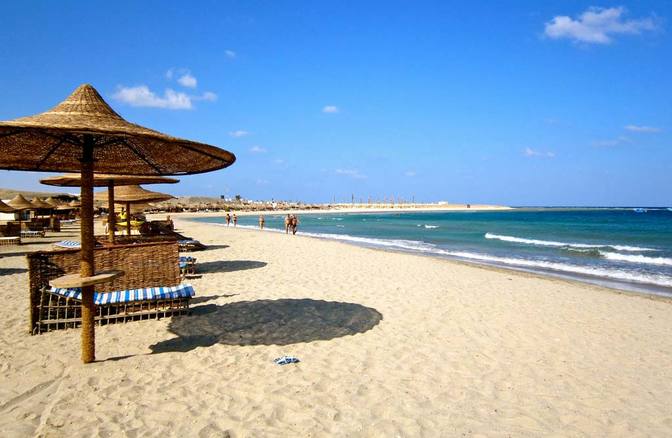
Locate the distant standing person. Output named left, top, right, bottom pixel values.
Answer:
left=233, top=213, right=238, bottom=227
left=225, top=212, right=231, bottom=226
left=291, top=214, right=299, bottom=235
left=284, top=214, right=291, bottom=234
left=259, top=215, right=265, bottom=230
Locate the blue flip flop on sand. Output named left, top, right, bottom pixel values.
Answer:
left=274, top=356, right=300, bottom=365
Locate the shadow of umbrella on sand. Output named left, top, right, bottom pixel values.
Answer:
left=150, top=298, right=384, bottom=353
left=0, top=84, right=236, bottom=363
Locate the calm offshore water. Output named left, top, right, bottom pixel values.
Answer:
left=195, top=209, right=672, bottom=297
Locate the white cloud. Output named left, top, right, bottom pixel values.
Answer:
left=593, top=136, right=632, bottom=147
left=523, top=147, right=555, bottom=158
left=335, top=168, right=366, bottom=179
left=225, top=50, right=237, bottom=59
left=544, top=7, right=658, bottom=44
left=405, top=170, right=416, bottom=177
left=199, top=91, right=217, bottom=102
left=177, top=73, right=197, bottom=88
left=256, top=179, right=269, bottom=185
left=112, top=86, right=193, bottom=110
left=228, top=130, right=250, bottom=138
left=112, top=85, right=217, bottom=110
left=274, top=159, right=285, bottom=165
left=625, top=124, right=661, bottom=133
left=322, top=105, right=339, bottom=113
left=249, top=145, right=267, bottom=153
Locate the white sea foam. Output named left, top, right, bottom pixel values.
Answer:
left=424, top=225, right=439, bottom=229
left=485, top=233, right=656, bottom=252
left=211, top=222, right=672, bottom=288
left=442, top=251, right=672, bottom=288
left=600, top=252, right=672, bottom=267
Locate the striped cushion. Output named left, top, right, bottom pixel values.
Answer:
left=54, top=240, right=81, bottom=248
left=50, top=283, right=195, bottom=305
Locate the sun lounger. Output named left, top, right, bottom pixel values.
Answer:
left=53, top=240, right=81, bottom=249
left=0, top=236, right=20, bottom=246
left=21, top=229, right=46, bottom=238
left=179, top=256, right=197, bottom=278
left=28, top=241, right=191, bottom=334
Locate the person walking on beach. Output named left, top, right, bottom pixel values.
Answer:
left=259, top=215, right=265, bottom=230
left=233, top=213, right=238, bottom=227
left=225, top=212, right=231, bottom=226
left=291, top=214, right=299, bottom=235
left=284, top=214, right=291, bottom=234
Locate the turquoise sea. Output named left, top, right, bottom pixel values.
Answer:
left=195, top=209, right=672, bottom=297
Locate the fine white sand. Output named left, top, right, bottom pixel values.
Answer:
left=1, top=218, right=671, bottom=436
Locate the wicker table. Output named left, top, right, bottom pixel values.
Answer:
left=50, top=270, right=124, bottom=289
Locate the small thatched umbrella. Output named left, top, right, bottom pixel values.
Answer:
left=94, top=185, right=174, bottom=235
left=44, top=197, right=61, bottom=207
left=41, top=174, right=178, bottom=243
left=0, top=199, right=16, bottom=213
left=30, top=197, right=54, bottom=213
left=0, top=84, right=235, bottom=363
left=7, top=194, right=34, bottom=227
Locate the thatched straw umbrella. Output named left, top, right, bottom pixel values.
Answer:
left=7, top=194, right=34, bottom=227
left=0, top=84, right=235, bottom=363
left=0, top=199, right=16, bottom=213
left=41, top=174, right=177, bottom=243
left=44, top=197, right=61, bottom=207
left=94, top=185, right=174, bottom=235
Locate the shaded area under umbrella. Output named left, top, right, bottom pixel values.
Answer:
left=0, top=83, right=235, bottom=363
left=42, top=173, right=177, bottom=242
left=94, top=185, right=174, bottom=236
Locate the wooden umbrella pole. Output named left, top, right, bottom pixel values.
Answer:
left=107, top=182, right=115, bottom=244
left=126, top=202, right=131, bottom=236
left=80, top=136, right=96, bottom=363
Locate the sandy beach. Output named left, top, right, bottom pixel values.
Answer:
left=1, top=217, right=671, bottom=436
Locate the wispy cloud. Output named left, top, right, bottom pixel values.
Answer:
left=335, top=168, right=366, bottom=179
left=228, top=130, right=250, bottom=138
left=113, top=86, right=193, bottom=110
left=625, top=124, right=662, bottom=133
left=593, top=136, right=632, bottom=147
left=112, top=85, right=216, bottom=110
left=274, top=159, right=285, bottom=165
left=249, top=145, right=267, bottom=153
left=177, top=73, right=197, bottom=88
left=256, top=179, right=269, bottom=185
left=225, top=50, right=237, bottom=59
left=404, top=170, right=417, bottom=177
left=322, top=105, right=339, bottom=114
left=544, top=7, right=659, bottom=44
left=523, top=147, right=555, bottom=158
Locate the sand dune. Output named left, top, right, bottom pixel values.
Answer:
left=1, top=218, right=671, bottom=436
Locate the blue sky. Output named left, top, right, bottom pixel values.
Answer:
left=0, top=1, right=670, bottom=206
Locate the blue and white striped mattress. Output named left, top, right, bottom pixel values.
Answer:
left=50, top=283, right=195, bottom=305
left=53, top=240, right=81, bottom=248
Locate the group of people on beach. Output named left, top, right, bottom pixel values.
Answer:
left=225, top=212, right=237, bottom=226
left=224, top=212, right=298, bottom=235
left=285, top=214, right=299, bottom=235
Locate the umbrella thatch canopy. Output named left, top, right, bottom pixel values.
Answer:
left=31, top=197, right=53, bottom=209
left=44, top=197, right=61, bottom=207
left=94, top=185, right=174, bottom=204
left=41, top=173, right=179, bottom=187
left=0, top=199, right=16, bottom=213
left=0, top=84, right=235, bottom=175
left=7, top=194, right=34, bottom=210
left=42, top=173, right=178, bottom=242
left=0, top=84, right=236, bottom=364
